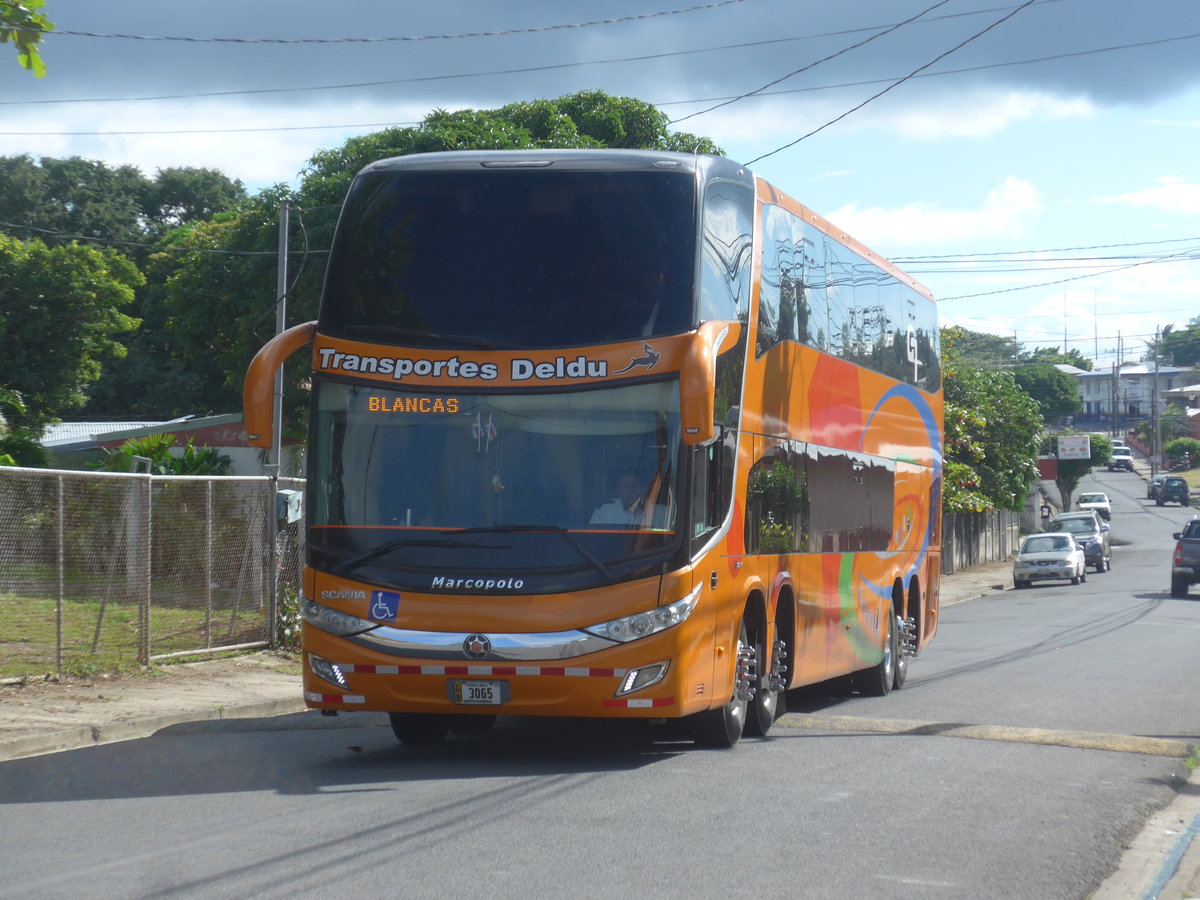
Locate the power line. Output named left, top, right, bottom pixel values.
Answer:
left=669, top=0, right=954, bottom=126
left=894, top=236, right=1200, bottom=262
left=937, top=246, right=1200, bottom=301
left=6, top=28, right=1191, bottom=136
left=33, top=1, right=752, bottom=44
left=3, top=2, right=1152, bottom=112
left=744, top=0, right=1040, bottom=165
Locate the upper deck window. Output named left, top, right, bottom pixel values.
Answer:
left=320, top=169, right=698, bottom=349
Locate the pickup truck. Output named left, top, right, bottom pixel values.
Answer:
left=1108, top=447, right=1134, bottom=471
left=1171, top=517, right=1200, bottom=597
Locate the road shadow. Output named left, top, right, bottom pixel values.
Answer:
left=0, top=712, right=705, bottom=805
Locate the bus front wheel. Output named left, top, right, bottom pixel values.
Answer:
left=690, top=620, right=749, bottom=748
left=389, top=713, right=451, bottom=745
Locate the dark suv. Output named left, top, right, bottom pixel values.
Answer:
left=1047, top=510, right=1112, bottom=573
left=1158, top=476, right=1191, bottom=507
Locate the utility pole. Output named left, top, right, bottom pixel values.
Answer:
left=272, top=199, right=290, bottom=472
left=1151, top=328, right=1160, bottom=476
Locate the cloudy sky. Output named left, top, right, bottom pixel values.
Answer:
left=4, top=0, right=1199, bottom=364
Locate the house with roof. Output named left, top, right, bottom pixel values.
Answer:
left=1072, top=362, right=1196, bottom=433
left=41, top=414, right=302, bottom=475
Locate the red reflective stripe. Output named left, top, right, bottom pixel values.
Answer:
left=335, top=664, right=629, bottom=678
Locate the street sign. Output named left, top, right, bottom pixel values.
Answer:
left=1057, top=434, right=1091, bottom=460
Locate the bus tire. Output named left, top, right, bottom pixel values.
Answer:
left=389, top=713, right=451, bottom=745
left=690, top=620, right=749, bottom=748
left=892, top=614, right=909, bottom=690
left=744, top=618, right=780, bottom=737
left=852, top=610, right=896, bottom=697
left=449, top=714, right=496, bottom=735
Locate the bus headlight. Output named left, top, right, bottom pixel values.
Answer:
left=302, top=596, right=376, bottom=637
left=582, top=585, right=701, bottom=643
left=616, top=661, right=670, bottom=696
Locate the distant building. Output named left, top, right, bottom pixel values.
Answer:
left=41, top=414, right=302, bottom=476
left=1073, top=363, right=1196, bottom=433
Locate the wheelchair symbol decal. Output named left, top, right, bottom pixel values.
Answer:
left=370, top=590, right=400, bottom=621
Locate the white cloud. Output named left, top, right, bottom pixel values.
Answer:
left=0, top=98, right=434, bottom=190
left=865, top=89, right=1094, bottom=140
left=824, top=176, right=1044, bottom=248
left=1095, top=176, right=1200, bottom=215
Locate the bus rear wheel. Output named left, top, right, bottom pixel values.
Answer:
left=893, top=614, right=909, bottom=690
left=852, top=611, right=896, bottom=697
left=744, top=624, right=782, bottom=737
left=690, top=620, right=749, bottom=748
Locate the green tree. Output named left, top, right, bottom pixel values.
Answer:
left=1043, top=432, right=1110, bottom=511
left=942, top=328, right=1043, bottom=512
left=0, top=155, right=245, bottom=260
left=1132, top=405, right=1190, bottom=448
left=940, top=326, right=1022, bottom=370
left=1012, top=362, right=1081, bottom=421
left=0, top=0, right=52, bottom=76
left=0, top=386, right=48, bottom=466
left=0, top=232, right=142, bottom=426
left=139, top=166, right=247, bottom=238
left=96, top=432, right=232, bottom=475
left=1164, top=437, right=1200, bottom=470
left=1022, top=346, right=1093, bottom=371
left=0, top=155, right=147, bottom=250
left=1161, top=319, right=1200, bottom=367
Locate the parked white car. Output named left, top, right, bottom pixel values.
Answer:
left=1077, top=491, right=1112, bottom=520
left=1013, top=532, right=1087, bottom=588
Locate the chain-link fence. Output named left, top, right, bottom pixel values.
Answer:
left=0, top=467, right=304, bottom=678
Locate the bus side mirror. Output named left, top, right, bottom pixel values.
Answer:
left=680, top=321, right=733, bottom=446
left=243, top=321, right=317, bottom=448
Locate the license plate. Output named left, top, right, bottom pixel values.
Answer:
left=452, top=680, right=506, bottom=705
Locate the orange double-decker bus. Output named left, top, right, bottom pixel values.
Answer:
left=244, top=150, right=942, bottom=748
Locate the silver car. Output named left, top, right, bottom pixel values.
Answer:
left=1014, top=533, right=1087, bottom=588
left=1047, top=510, right=1112, bottom=573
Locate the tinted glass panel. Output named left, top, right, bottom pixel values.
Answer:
left=321, top=170, right=698, bottom=349
left=745, top=442, right=894, bottom=554
left=308, top=378, right=684, bottom=589
left=758, top=203, right=941, bottom=391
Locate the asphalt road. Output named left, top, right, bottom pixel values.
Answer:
left=0, top=469, right=1197, bottom=899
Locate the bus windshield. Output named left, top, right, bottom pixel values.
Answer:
left=309, top=378, right=683, bottom=581
left=319, top=168, right=698, bottom=349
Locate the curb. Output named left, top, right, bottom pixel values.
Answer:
left=0, top=696, right=308, bottom=762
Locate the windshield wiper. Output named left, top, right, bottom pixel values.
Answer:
left=342, top=325, right=502, bottom=350
left=450, top=524, right=616, bottom=581
left=333, top=536, right=508, bottom=574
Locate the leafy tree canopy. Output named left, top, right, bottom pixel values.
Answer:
left=95, top=433, right=233, bottom=475
left=1040, top=431, right=1110, bottom=511
left=1012, top=361, right=1082, bottom=421
left=0, top=385, right=48, bottom=466
left=0, top=232, right=143, bottom=426
left=941, top=326, right=1022, bottom=370
left=1023, top=346, right=1093, bottom=371
left=0, top=155, right=246, bottom=257
left=0, top=0, right=52, bottom=77
left=1160, top=319, right=1200, bottom=367
left=942, top=329, right=1043, bottom=512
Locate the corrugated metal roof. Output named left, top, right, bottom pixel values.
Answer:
left=41, top=422, right=170, bottom=448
